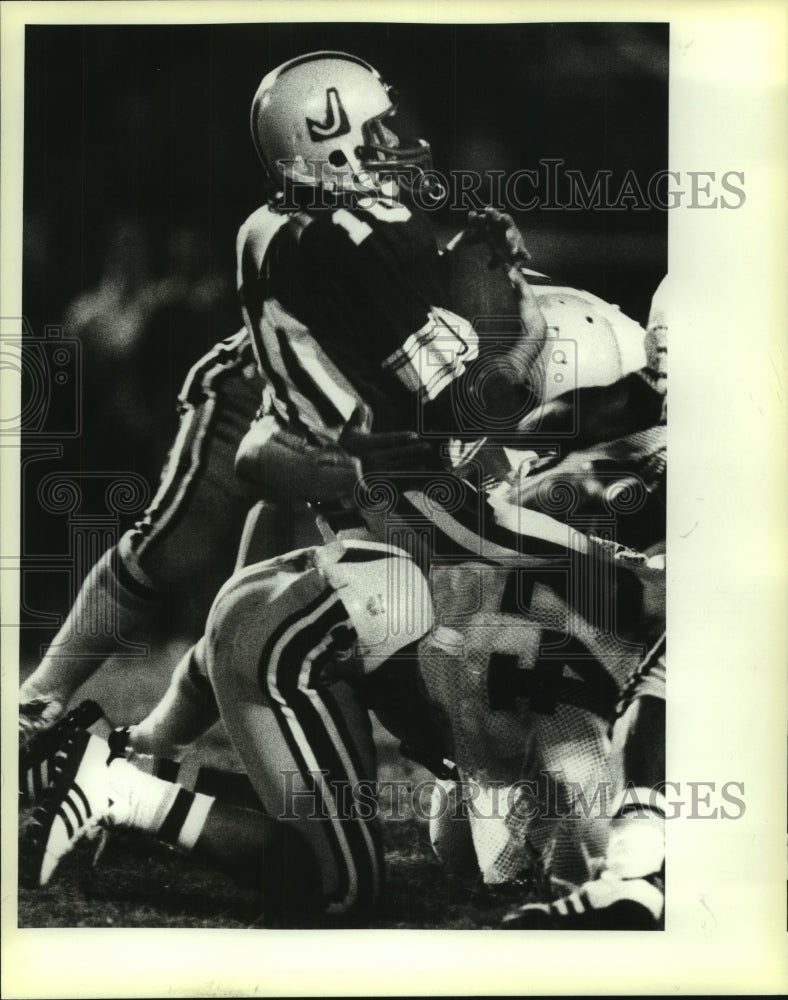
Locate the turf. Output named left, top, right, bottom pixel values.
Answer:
left=17, top=803, right=539, bottom=930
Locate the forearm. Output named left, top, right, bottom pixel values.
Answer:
left=462, top=265, right=549, bottom=428
left=517, top=373, right=664, bottom=450
left=235, top=415, right=361, bottom=503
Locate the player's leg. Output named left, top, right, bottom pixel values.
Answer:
left=105, top=750, right=322, bottom=922
left=115, top=538, right=436, bottom=852
left=22, top=543, right=435, bottom=919
left=503, top=633, right=666, bottom=929
left=19, top=688, right=267, bottom=820
left=19, top=331, right=263, bottom=741
left=18, top=546, right=164, bottom=740
left=118, top=638, right=220, bottom=756
left=116, top=330, right=264, bottom=625
left=601, top=636, right=666, bottom=890
left=204, top=554, right=385, bottom=917
left=20, top=724, right=321, bottom=925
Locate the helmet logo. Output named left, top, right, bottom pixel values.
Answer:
left=365, top=594, right=386, bottom=617
left=306, top=87, right=350, bottom=142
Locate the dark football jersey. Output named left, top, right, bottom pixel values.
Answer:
left=237, top=197, right=479, bottom=439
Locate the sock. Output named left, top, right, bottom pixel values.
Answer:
left=605, top=787, right=666, bottom=880
left=126, top=638, right=219, bottom=757
left=109, top=725, right=264, bottom=813
left=20, top=543, right=162, bottom=708
left=108, top=757, right=214, bottom=850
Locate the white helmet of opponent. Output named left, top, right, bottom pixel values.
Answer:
left=532, top=285, right=648, bottom=402
left=318, top=542, right=434, bottom=671
left=250, top=50, right=434, bottom=194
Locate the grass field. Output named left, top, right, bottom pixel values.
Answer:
left=18, top=642, right=539, bottom=930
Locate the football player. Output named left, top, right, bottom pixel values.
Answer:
left=19, top=537, right=438, bottom=924
left=235, top=50, right=660, bottom=568
left=501, top=275, right=668, bottom=929
left=18, top=329, right=265, bottom=743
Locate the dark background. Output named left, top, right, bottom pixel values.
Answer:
left=20, top=21, right=668, bottom=653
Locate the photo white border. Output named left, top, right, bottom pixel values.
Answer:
left=2, top=1, right=787, bottom=996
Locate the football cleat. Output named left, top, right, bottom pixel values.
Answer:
left=19, top=700, right=109, bottom=807
left=19, top=728, right=127, bottom=889
left=502, top=870, right=664, bottom=930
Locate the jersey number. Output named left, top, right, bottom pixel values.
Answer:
left=486, top=631, right=619, bottom=720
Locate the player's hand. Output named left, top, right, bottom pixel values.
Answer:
left=19, top=695, right=66, bottom=747
left=339, top=422, right=435, bottom=475
left=466, top=207, right=531, bottom=268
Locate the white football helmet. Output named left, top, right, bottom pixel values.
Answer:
left=530, top=284, right=648, bottom=402
left=250, top=50, right=434, bottom=194
left=317, top=541, right=434, bottom=671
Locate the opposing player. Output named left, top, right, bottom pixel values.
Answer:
left=501, top=275, right=668, bottom=929
left=20, top=536, right=440, bottom=923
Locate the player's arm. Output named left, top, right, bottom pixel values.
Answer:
left=435, top=208, right=548, bottom=426
left=442, top=211, right=549, bottom=416
left=517, top=371, right=664, bottom=449
left=235, top=412, right=358, bottom=502
left=463, top=208, right=664, bottom=445
left=235, top=410, right=433, bottom=502
left=483, top=264, right=548, bottom=412
left=467, top=206, right=547, bottom=385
